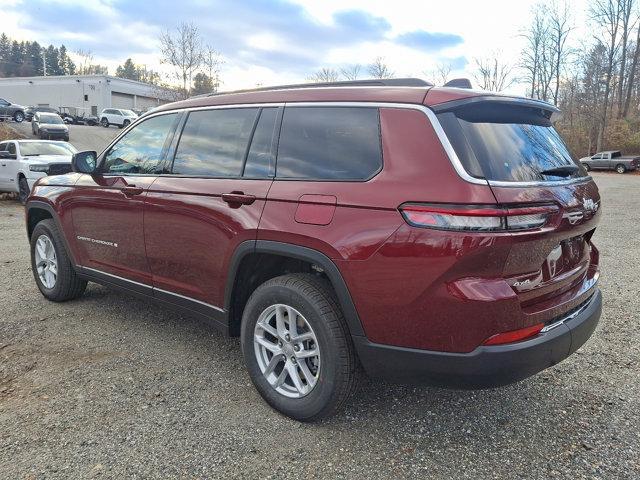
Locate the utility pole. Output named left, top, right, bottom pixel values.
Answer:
left=42, top=48, right=47, bottom=76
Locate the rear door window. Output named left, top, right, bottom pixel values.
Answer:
left=243, top=107, right=278, bottom=178
left=172, top=108, right=258, bottom=177
left=437, top=103, right=587, bottom=182
left=276, top=107, right=382, bottom=180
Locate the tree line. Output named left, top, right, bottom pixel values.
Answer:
left=0, top=34, right=75, bottom=77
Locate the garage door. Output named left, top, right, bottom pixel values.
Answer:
left=111, top=92, right=134, bottom=109
left=136, top=96, right=161, bottom=110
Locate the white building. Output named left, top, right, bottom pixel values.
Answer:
left=0, top=75, right=172, bottom=115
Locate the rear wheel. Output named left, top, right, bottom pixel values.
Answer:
left=616, top=164, right=626, bottom=174
left=30, top=219, right=87, bottom=301
left=241, top=274, right=359, bottom=421
left=13, top=111, right=24, bottom=123
left=18, top=176, right=30, bottom=204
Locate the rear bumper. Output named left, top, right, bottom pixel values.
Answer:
left=354, top=289, right=602, bottom=388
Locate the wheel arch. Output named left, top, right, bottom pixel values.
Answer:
left=225, top=240, right=365, bottom=338
left=25, top=200, right=78, bottom=266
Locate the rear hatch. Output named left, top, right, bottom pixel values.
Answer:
left=433, top=97, right=600, bottom=314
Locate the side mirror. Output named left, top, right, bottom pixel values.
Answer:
left=0, top=151, right=16, bottom=159
left=72, top=151, right=98, bottom=174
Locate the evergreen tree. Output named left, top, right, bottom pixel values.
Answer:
left=7, top=40, right=23, bottom=76
left=26, top=41, right=44, bottom=76
left=0, top=34, right=11, bottom=77
left=44, top=45, right=60, bottom=75
left=192, top=72, right=214, bottom=95
left=116, top=58, right=138, bottom=80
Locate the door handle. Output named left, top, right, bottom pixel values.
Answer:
left=222, top=191, right=256, bottom=206
left=121, top=185, right=144, bottom=196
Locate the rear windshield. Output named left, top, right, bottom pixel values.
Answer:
left=437, top=103, right=587, bottom=182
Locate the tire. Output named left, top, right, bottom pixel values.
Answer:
left=101, top=117, right=109, bottom=128
left=583, top=163, right=591, bottom=172
left=64, top=136, right=69, bottom=142
left=18, top=176, right=30, bottom=205
left=13, top=111, right=24, bottom=123
left=240, top=273, right=359, bottom=422
left=30, top=219, right=87, bottom=302
left=122, top=119, right=130, bottom=128
left=616, top=164, right=626, bottom=174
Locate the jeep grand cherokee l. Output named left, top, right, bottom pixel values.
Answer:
left=25, top=78, right=602, bottom=421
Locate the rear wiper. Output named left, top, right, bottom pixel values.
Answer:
left=540, top=165, right=579, bottom=177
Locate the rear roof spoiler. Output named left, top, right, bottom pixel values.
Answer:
left=431, top=95, right=562, bottom=122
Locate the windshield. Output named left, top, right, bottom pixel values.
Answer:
left=121, top=110, right=137, bottom=117
left=437, top=103, right=587, bottom=182
left=39, top=115, right=63, bottom=125
left=18, top=142, right=77, bottom=156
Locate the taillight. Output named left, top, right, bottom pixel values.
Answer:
left=399, top=203, right=558, bottom=232
left=482, top=322, right=544, bottom=346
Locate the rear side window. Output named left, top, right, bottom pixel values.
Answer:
left=437, top=103, right=587, bottom=182
left=276, top=107, right=382, bottom=180
left=172, top=108, right=258, bottom=177
left=244, top=107, right=278, bottom=178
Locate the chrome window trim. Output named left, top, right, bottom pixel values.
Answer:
left=101, top=100, right=591, bottom=188
left=81, top=266, right=224, bottom=313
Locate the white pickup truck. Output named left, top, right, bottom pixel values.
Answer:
left=579, top=150, right=640, bottom=173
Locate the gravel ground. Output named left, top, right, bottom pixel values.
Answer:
left=10, top=121, right=119, bottom=152
left=0, top=172, right=638, bottom=479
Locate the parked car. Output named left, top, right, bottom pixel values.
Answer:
left=99, top=108, right=138, bottom=128
left=59, top=107, right=98, bottom=126
left=0, top=97, right=26, bottom=122
left=32, top=112, right=70, bottom=141
left=0, top=140, right=76, bottom=204
left=25, top=79, right=602, bottom=421
left=579, top=150, right=640, bottom=173
left=24, top=106, right=61, bottom=122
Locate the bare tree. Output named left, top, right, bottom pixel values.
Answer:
left=308, top=68, right=340, bottom=83
left=74, top=49, right=93, bottom=75
left=617, top=0, right=637, bottom=116
left=590, top=0, right=623, bottom=151
left=201, top=44, right=223, bottom=92
left=623, top=19, right=640, bottom=116
left=159, top=22, right=203, bottom=96
left=340, top=64, right=362, bottom=80
left=368, top=57, right=394, bottom=79
left=473, top=53, right=515, bottom=91
left=549, top=1, right=574, bottom=104
left=424, top=63, right=452, bottom=85
left=521, top=5, right=548, bottom=98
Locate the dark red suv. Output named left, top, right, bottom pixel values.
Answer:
left=25, top=79, right=602, bottom=421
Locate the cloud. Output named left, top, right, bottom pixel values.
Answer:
left=2, top=0, right=467, bottom=87
left=395, top=30, right=463, bottom=51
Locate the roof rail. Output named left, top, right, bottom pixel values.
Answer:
left=204, top=77, right=432, bottom=97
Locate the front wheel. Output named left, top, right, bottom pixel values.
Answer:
left=241, top=274, right=359, bottom=422
left=101, top=118, right=109, bottom=128
left=616, top=164, right=626, bottom=174
left=30, top=219, right=87, bottom=302
left=14, top=111, right=24, bottom=123
left=583, top=163, right=591, bottom=172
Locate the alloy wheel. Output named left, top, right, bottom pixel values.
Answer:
left=253, top=304, right=321, bottom=398
left=34, top=234, right=58, bottom=289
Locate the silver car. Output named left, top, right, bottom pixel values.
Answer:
left=32, top=112, right=69, bottom=141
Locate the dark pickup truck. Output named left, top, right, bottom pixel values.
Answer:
left=579, top=150, right=640, bottom=173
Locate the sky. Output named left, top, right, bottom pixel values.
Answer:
left=1, top=0, right=590, bottom=93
